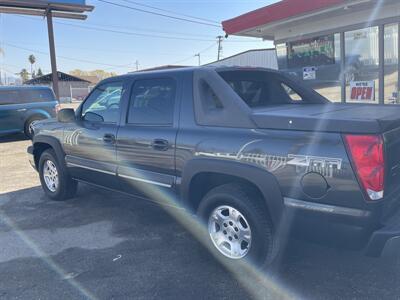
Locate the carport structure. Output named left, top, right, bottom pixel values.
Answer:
left=0, top=0, right=94, bottom=99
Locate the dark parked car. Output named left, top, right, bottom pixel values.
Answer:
left=0, top=86, right=59, bottom=138
left=28, top=67, right=400, bottom=267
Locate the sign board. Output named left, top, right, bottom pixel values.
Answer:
left=14, top=0, right=86, bottom=5
left=303, top=67, right=316, bottom=80
left=287, top=34, right=335, bottom=68
left=350, top=81, right=375, bottom=101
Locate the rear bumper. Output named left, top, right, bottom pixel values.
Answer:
left=365, top=208, right=400, bottom=257
left=27, top=145, right=36, bottom=171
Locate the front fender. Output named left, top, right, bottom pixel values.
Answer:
left=181, top=158, right=284, bottom=226
left=32, top=135, right=66, bottom=166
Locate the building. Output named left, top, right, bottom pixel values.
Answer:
left=223, top=0, right=399, bottom=104
left=129, top=65, right=188, bottom=73
left=25, top=71, right=93, bottom=102
left=206, top=48, right=278, bottom=69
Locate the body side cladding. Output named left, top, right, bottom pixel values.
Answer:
left=180, top=158, right=284, bottom=226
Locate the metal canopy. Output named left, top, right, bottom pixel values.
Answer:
left=0, top=0, right=94, bottom=19
left=0, top=0, right=94, bottom=99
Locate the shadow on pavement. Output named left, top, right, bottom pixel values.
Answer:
left=0, top=184, right=399, bottom=299
left=0, top=133, right=28, bottom=144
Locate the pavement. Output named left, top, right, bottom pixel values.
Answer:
left=1, top=134, right=400, bottom=300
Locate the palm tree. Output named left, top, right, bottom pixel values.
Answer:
left=28, top=54, right=36, bottom=78
left=19, top=68, right=29, bottom=83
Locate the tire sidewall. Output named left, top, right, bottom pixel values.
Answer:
left=39, top=150, right=63, bottom=199
left=198, top=188, right=273, bottom=266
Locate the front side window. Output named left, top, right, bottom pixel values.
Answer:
left=128, top=78, right=176, bottom=125
left=81, top=82, right=123, bottom=123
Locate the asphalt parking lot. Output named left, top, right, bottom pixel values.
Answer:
left=1, top=134, right=400, bottom=300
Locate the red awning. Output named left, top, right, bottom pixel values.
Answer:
left=222, top=0, right=346, bottom=35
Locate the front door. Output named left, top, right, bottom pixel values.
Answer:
left=63, top=80, right=126, bottom=189
left=116, top=76, right=180, bottom=200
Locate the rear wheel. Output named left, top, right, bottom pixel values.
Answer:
left=39, top=149, right=78, bottom=201
left=197, top=183, right=279, bottom=267
left=24, top=115, right=45, bottom=139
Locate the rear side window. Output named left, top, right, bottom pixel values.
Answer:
left=0, top=90, right=18, bottom=105
left=19, top=89, right=55, bottom=103
left=128, top=78, right=176, bottom=125
left=218, top=70, right=305, bottom=108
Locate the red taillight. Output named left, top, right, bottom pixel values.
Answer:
left=344, top=134, right=384, bottom=200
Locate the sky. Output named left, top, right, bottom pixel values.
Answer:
left=0, top=0, right=277, bottom=79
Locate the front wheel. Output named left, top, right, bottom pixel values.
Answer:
left=24, top=116, right=45, bottom=139
left=197, top=184, right=279, bottom=267
left=39, top=149, right=78, bottom=201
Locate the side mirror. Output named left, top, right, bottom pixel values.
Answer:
left=83, top=111, right=104, bottom=123
left=57, top=108, right=75, bottom=123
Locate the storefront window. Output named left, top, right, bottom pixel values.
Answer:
left=384, top=23, right=399, bottom=104
left=276, top=34, right=342, bottom=102
left=345, top=27, right=379, bottom=104
left=311, top=33, right=341, bottom=102
left=276, top=43, right=288, bottom=70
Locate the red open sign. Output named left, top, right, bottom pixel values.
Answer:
left=349, top=81, right=375, bottom=101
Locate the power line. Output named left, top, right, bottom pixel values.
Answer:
left=54, top=20, right=215, bottom=42
left=4, top=39, right=217, bottom=58
left=16, top=15, right=261, bottom=44
left=96, top=0, right=221, bottom=28
left=16, top=15, right=216, bottom=42
left=120, top=0, right=220, bottom=25
left=171, top=42, right=217, bottom=65
left=3, top=42, right=133, bottom=69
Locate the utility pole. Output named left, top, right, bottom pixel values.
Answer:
left=217, top=35, right=223, bottom=61
left=135, top=60, right=139, bottom=71
left=46, top=11, right=60, bottom=100
left=195, top=53, right=201, bottom=66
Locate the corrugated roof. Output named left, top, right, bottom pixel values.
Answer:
left=25, top=71, right=90, bottom=84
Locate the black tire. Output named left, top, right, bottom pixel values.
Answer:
left=38, top=149, right=78, bottom=201
left=197, top=183, right=279, bottom=268
left=24, top=115, right=45, bottom=139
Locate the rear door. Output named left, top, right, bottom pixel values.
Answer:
left=116, top=76, right=181, bottom=197
left=63, top=80, right=127, bottom=189
left=0, top=89, right=21, bottom=134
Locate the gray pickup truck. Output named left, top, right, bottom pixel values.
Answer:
left=28, top=67, right=400, bottom=266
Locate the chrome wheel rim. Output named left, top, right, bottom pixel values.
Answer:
left=43, top=160, right=59, bottom=192
left=28, top=122, right=35, bottom=135
left=208, top=205, right=252, bottom=259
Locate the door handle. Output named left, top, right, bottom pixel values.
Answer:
left=103, top=133, right=116, bottom=144
left=151, top=139, right=169, bottom=151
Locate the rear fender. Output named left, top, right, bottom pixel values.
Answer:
left=181, top=158, right=284, bottom=226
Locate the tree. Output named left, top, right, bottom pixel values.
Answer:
left=28, top=54, right=36, bottom=78
left=19, top=69, right=29, bottom=83
left=37, top=68, right=43, bottom=77
left=69, top=69, right=117, bottom=80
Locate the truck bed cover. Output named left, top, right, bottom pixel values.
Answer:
left=251, top=103, right=400, bottom=134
